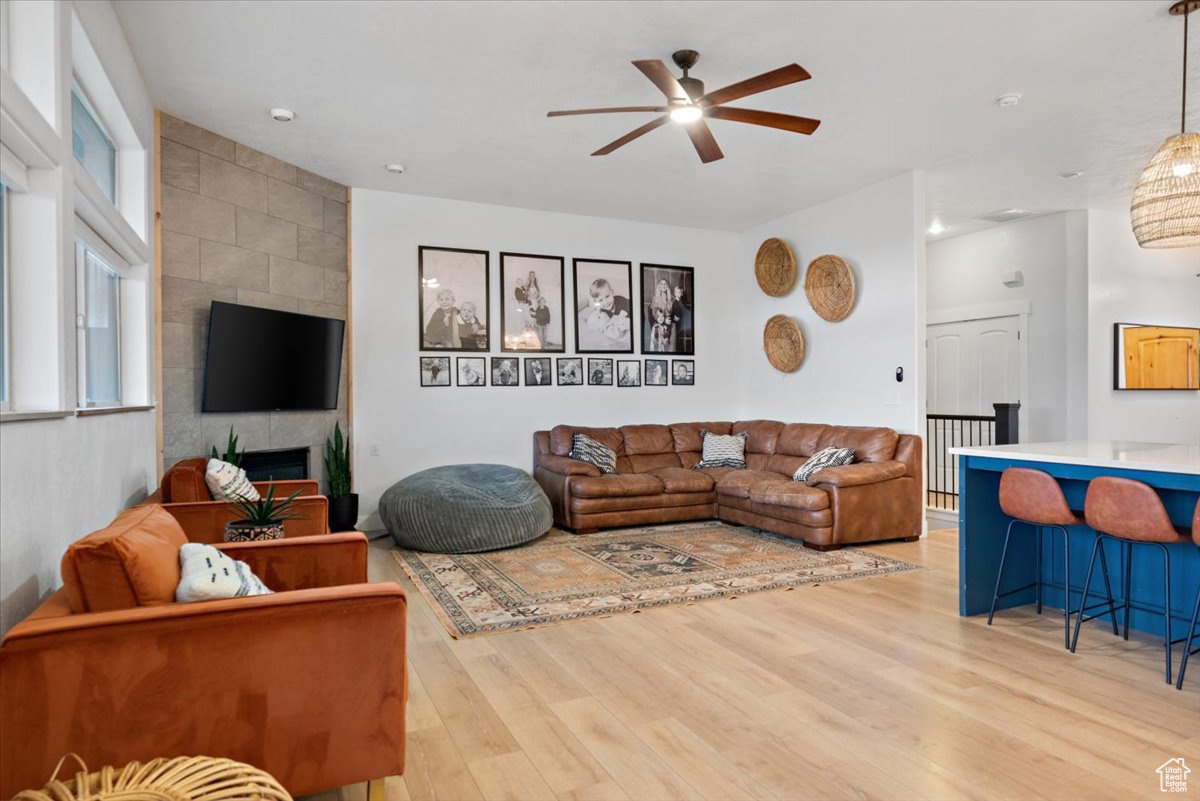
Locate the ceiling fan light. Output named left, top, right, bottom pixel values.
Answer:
left=670, top=105, right=703, bottom=124
left=1130, top=131, right=1200, bottom=248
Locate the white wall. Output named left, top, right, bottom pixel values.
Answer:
left=926, top=211, right=1089, bottom=443
left=351, top=190, right=740, bottom=528
left=1086, top=209, right=1200, bottom=443
left=735, top=172, right=926, bottom=435
left=0, top=1, right=156, bottom=634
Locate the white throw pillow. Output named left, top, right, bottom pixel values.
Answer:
left=569, top=433, right=618, bottom=474
left=694, top=430, right=749, bottom=469
left=794, top=447, right=856, bottom=483
left=204, top=458, right=260, bottom=502
left=176, top=542, right=273, bottom=603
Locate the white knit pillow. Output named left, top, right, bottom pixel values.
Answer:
left=176, top=543, right=273, bottom=603
left=204, top=458, right=260, bottom=502
left=794, top=447, right=856, bottom=483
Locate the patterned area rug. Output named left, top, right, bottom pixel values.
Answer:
left=391, top=521, right=920, bottom=638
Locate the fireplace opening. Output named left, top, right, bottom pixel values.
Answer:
left=241, top=447, right=310, bottom=482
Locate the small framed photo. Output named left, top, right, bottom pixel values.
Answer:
left=525, top=357, right=552, bottom=386
left=672, top=359, right=695, bottom=385
left=587, top=358, right=613, bottom=386
left=640, top=263, right=694, bottom=355
left=573, top=258, right=634, bottom=354
left=644, top=359, right=668, bottom=386
left=617, top=360, right=641, bottom=387
left=420, top=356, right=451, bottom=387
left=418, top=246, right=489, bottom=351
left=501, top=252, right=565, bottom=352
left=557, top=357, right=584, bottom=386
left=491, top=357, right=520, bottom=386
left=456, top=357, right=486, bottom=387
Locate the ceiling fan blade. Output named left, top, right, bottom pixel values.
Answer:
left=547, top=106, right=667, bottom=117
left=702, top=64, right=811, bottom=107
left=632, top=59, right=689, bottom=101
left=685, top=119, right=724, bottom=163
left=591, top=115, right=670, bottom=156
left=707, top=106, right=821, bottom=135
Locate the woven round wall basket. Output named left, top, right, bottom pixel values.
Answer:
left=763, top=314, right=805, bottom=373
left=804, top=254, right=856, bottom=322
left=14, top=754, right=292, bottom=801
left=754, top=237, right=797, bottom=297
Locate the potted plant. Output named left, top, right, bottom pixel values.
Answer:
left=325, top=421, right=358, bottom=531
left=211, top=426, right=244, bottom=466
left=224, top=485, right=302, bottom=542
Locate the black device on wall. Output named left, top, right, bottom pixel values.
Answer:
left=202, top=301, right=345, bottom=413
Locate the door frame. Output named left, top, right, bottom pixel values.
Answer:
left=927, top=299, right=1031, bottom=444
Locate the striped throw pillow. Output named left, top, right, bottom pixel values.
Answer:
left=204, top=458, right=261, bottom=502
left=694, top=430, right=749, bottom=469
left=794, top=447, right=856, bottom=483
left=569, top=433, right=617, bottom=474
left=176, top=543, right=273, bottom=602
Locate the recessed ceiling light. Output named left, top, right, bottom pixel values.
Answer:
left=927, top=220, right=946, bottom=235
left=1059, top=171, right=1084, bottom=179
left=385, top=163, right=406, bottom=174
left=269, top=107, right=295, bottom=122
left=995, top=93, right=1021, bottom=108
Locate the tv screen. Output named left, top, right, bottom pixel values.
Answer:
left=202, top=301, right=345, bottom=412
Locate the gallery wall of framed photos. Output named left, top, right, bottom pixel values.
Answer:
left=417, top=245, right=697, bottom=388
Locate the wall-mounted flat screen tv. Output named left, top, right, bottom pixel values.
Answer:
left=202, top=301, right=345, bottom=412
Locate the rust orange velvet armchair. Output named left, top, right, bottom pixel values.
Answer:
left=145, top=458, right=330, bottom=542
left=0, top=505, right=406, bottom=797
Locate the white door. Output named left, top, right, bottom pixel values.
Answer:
left=926, top=316, right=1021, bottom=506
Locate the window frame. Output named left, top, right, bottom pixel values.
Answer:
left=70, top=79, right=118, bottom=205
left=74, top=222, right=128, bottom=410
left=0, top=180, right=10, bottom=412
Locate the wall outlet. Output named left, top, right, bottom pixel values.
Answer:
left=369, top=443, right=381, bottom=456
left=883, top=390, right=901, bottom=406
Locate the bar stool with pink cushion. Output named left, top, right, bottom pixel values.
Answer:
left=1176, top=499, right=1200, bottom=690
left=989, top=467, right=1115, bottom=648
left=1071, top=476, right=1191, bottom=684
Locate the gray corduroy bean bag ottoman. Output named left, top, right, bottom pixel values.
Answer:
left=380, top=463, right=553, bottom=552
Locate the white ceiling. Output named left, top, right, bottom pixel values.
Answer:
left=113, top=0, right=1199, bottom=236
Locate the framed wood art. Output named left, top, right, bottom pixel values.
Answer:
left=491, top=357, right=520, bottom=386
left=418, top=246, right=489, bottom=351
left=644, top=359, right=668, bottom=386
left=557, top=357, right=584, bottom=386
left=573, top=258, right=634, bottom=354
left=500, top=252, right=565, bottom=352
left=420, top=356, right=451, bottom=387
left=640, top=263, right=694, bottom=355
left=456, top=357, right=486, bottom=386
left=617, top=360, right=641, bottom=387
left=587, top=358, right=613, bottom=386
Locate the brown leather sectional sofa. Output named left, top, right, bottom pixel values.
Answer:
left=534, top=420, right=923, bottom=550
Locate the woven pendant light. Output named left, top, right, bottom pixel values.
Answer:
left=1131, top=1, right=1200, bottom=248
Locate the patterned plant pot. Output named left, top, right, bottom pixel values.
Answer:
left=224, top=521, right=285, bottom=542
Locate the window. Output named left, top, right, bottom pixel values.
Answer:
left=71, top=86, right=116, bottom=203
left=76, top=240, right=121, bottom=406
left=0, top=181, right=8, bottom=409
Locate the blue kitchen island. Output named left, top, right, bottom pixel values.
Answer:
left=949, top=441, right=1199, bottom=637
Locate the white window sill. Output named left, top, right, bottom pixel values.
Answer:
left=0, top=405, right=155, bottom=422
left=76, top=404, right=154, bottom=417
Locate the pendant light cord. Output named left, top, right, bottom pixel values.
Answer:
left=1184, top=2, right=1190, bottom=134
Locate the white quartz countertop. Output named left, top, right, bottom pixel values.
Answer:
left=948, top=440, right=1200, bottom=475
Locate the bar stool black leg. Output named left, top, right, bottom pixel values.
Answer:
left=1158, top=543, right=1173, bottom=685
left=1072, top=537, right=1102, bottom=653
left=1035, top=526, right=1043, bottom=615
left=988, top=519, right=1019, bottom=626
left=1177, top=583, right=1200, bottom=691
left=1096, top=537, right=1120, bottom=636
left=1123, top=541, right=1133, bottom=641
left=1058, top=524, right=1071, bottom=649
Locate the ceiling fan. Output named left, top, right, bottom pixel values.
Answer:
left=547, top=49, right=821, bottom=164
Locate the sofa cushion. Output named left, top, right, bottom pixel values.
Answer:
left=749, top=482, right=832, bottom=511
left=774, top=423, right=829, bottom=458
left=620, top=424, right=675, bottom=455
left=732, top=420, right=785, bottom=455
left=570, top=473, right=666, bottom=498
left=670, top=421, right=733, bottom=468
left=162, top=458, right=211, bottom=503
left=714, top=469, right=792, bottom=499
left=550, top=425, right=624, bottom=459
left=816, top=425, right=899, bottom=463
left=647, top=467, right=717, bottom=494
left=61, top=504, right=189, bottom=613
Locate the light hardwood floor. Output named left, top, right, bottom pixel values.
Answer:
left=305, top=529, right=1198, bottom=801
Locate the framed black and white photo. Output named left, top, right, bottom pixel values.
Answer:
left=500, top=252, right=565, bottom=352
left=640, top=263, right=694, bottom=355
left=573, top=258, right=633, bottom=354
left=491, top=357, right=520, bottom=386
left=524, top=357, right=552, bottom=386
left=587, top=358, right=613, bottom=386
left=557, top=357, right=583, bottom=386
left=617, top=360, right=641, bottom=387
left=456, top=357, right=486, bottom=387
left=420, top=356, right=451, bottom=387
left=644, top=359, right=668, bottom=386
left=418, top=246, right=489, bottom=351
left=672, top=359, right=695, bottom=385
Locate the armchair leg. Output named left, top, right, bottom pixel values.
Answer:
left=367, top=779, right=387, bottom=801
